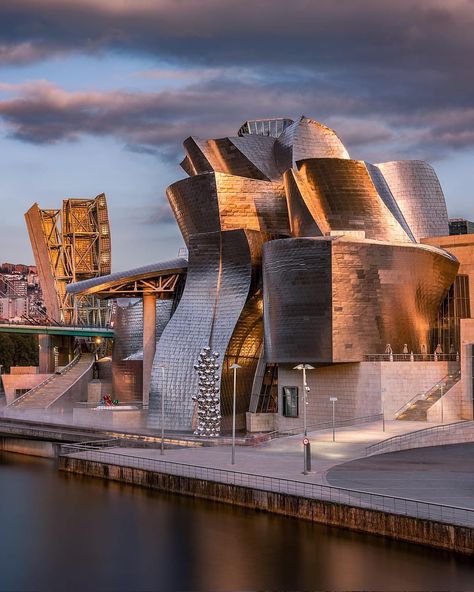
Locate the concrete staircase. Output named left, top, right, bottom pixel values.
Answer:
left=8, top=353, right=95, bottom=410
left=396, top=370, right=461, bottom=421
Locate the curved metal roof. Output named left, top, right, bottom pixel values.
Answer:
left=66, top=257, right=188, bottom=296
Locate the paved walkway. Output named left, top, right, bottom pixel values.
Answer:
left=98, top=420, right=435, bottom=482
left=63, top=419, right=474, bottom=527
left=326, top=442, right=474, bottom=508
left=70, top=419, right=473, bottom=497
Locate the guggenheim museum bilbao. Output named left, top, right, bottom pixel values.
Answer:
left=23, top=116, right=474, bottom=434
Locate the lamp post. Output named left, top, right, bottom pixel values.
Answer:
left=294, top=363, right=315, bottom=474
left=440, top=384, right=444, bottom=424
left=329, top=397, right=337, bottom=442
left=230, top=363, right=241, bottom=465
left=381, top=387, right=386, bottom=432
left=156, top=365, right=166, bottom=455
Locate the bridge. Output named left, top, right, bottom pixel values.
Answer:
left=0, top=322, right=114, bottom=338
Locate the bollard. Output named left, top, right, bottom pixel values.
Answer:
left=303, top=439, right=311, bottom=474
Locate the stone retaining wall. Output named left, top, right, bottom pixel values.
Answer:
left=367, top=421, right=474, bottom=455
left=59, top=456, right=473, bottom=556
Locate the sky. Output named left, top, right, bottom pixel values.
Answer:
left=1, top=0, right=474, bottom=269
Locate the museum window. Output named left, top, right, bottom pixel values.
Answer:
left=256, top=364, right=278, bottom=412
left=282, top=386, right=299, bottom=418
left=432, top=274, right=470, bottom=354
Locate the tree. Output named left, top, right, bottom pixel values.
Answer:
left=0, top=333, right=38, bottom=371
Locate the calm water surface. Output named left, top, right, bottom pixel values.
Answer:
left=0, top=451, right=472, bottom=592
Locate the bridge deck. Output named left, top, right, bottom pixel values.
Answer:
left=0, top=323, right=114, bottom=338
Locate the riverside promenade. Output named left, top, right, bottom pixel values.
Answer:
left=59, top=419, right=474, bottom=554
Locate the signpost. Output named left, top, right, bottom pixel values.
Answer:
left=329, top=397, right=337, bottom=442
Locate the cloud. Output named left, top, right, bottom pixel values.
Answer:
left=142, top=202, right=176, bottom=225
left=1, top=0, right=474, bottom=162
left=1, top=76, right=474, bottom=163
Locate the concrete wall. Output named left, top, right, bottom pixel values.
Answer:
left=368, top=420, right=474, bottom=456
left=59, top=457, right=474, bottom=556
left=0, top=437, right=56, bottom=458
left=277, top=361, right=453, bottom=433
left=1, top=374, right=52, bottom=405
left=427, top=382, right=463, bottom=423
left=87, top=380, right=113, bottom=404
left=49, top=364, right=94, bottom=410
left=72, top=408, right=145, bottom=430
left=460, top=319, right=474, bottom=420
left=10, top=366, right=38, bottom=375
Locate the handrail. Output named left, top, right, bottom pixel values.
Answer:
left=276, top=413, right=383, bottom=437
left=8, top=352, right=82, bottom=407
left=59, top=442, right=474, bottom=528
left=365, top=419, right=471, bottom=456
left=45, top=353, right=95, bottom=409
left=364, top=353, right=459, bottom=362
left=393, top=369, right=461, bottom=418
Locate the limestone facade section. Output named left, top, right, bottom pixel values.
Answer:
left=422, top=233, right=474, bottom=316
left=460, top=319, right=474, bottom=419
left=277, top=361, right=452, bottom=433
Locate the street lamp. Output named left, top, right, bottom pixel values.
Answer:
left=230, top=363, right=241, bottom=465
left=329, top=397, right=338, bottom=442
left=156, top=364, right=166, bottom=455
left=439, top=384, right=444, bottom=424
left=294, top=363, right=315, bottom=474
left=381, top=387, right=386, bottom=432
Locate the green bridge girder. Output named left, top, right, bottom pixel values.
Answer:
left=0, top=324, right=114, bottom=338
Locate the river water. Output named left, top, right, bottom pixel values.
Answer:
left=0, top=451, right=472, bottom=592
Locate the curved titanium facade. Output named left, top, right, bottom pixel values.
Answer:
left=285, top=159, right=412, bottom=243
left=263, top=237, right=458, bottom=363
left=274, top=116, right=350, bottom=173
left=149, top=112, right=459, bottom=433
left=167, top=172, right=290, bottom=245
left=112, top=299, right=174, bottom=402
left=149, top=229, right=264, bottom=430
left=375, top=161, right=449, bottom=240
left=181, top=136, right=280, bottom=181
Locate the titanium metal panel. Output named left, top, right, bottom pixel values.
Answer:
left=263, top=237, right=458, bottom=364
left=274, top=116, right=350, bottom=173
left=112, top=298, right=174, bottom=402
left=149, top=230, right=262, bottom=430
left=375, top=161, right=449, bottom=240
left=263, top=238, right=333, bottom=363
left=182, top=136, right=277, bottom=181
left=285, top=159, right=412, bottom=243
left=220, top=290, right=264, bottom=430
left=67, top=258, right=188, bottom=296
left=167, top=172, right=290, bottom=245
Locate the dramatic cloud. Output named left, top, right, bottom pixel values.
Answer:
left=0, top=1, right=474, bottom=161
left=0, top=76, right=473, bottom=163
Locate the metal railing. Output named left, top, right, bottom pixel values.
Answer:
left=364, top=353, right=459, bottom=362
left=365, top=419, right=472, bottom=456
left=8, top=352, right=83, bottom=407
left=74, top=400, right=144, bottom=409
left=59, top=442, right=474, bottom=528
left=394, top=369, right=461, bottom=419
left=276, top=413, right=383, bottom=437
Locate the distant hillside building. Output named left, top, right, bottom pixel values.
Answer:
left=449, top=218, right=474, bottom=235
